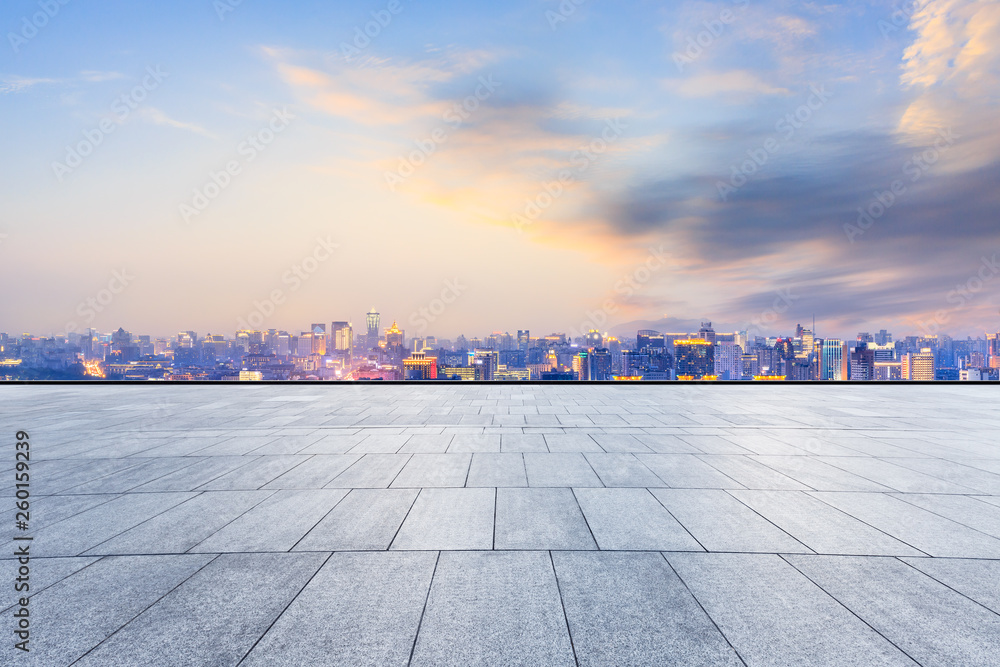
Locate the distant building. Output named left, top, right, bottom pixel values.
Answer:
left=403, top=352, right=438, bottom=380
left=675, top=339, right=714, bottom=379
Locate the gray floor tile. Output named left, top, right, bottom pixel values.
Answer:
left=262, top=455, right=360, bottom=489
left=391, top=488, right=495, bottom=550
left=74, top=553, right=326, bottom=667
left=465, top=452, right=528, bottom=487
left=83, top=491, right=272, bottom=555
left=411, top=551, right=575, bottom=666
left=0, top=554, right=213, bottom=666
left=524, top=453, right=604, bottom=487
left=585, top=453, right=665, bottom=487
left=901, top=557, right=1000, bottom=615
left=192, top=489, right=349, bottom=552
left=574, top=488, right=703, bottom=551
left=390, top=454, right=471, bottom=488
left=730, top=490, right=924, bottom=556
left=812, top=492, right=1000, bottom=558
left=651, top=488, right=811, bottom=553
left=667, top=553, right=916, bottom=666
left=495, top=488, right=597, bottom=550
left=295, top=488, right=419, bottom=551
left=326, top=454, right=411, bottom=488
left=242, top=551, right=437, bottom=667
left=636, top=454, right=742, bottom=488
left=553, top=551, right=742, bottom=666
left=787, top=554, right=1000, bottom=667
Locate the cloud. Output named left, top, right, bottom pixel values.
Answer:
left=138, top=108, right=217, bottom=138
left=79, top=70, right=125, bottom=83
left=0, top=75, right=58, bottom=94
left=663, top=70, right=791, bottom=98
left=897, top=0, right=1000, bottom=169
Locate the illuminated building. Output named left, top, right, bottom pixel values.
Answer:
left=820, top=339, right=847, bottom=381
left=311, top=324, right=327, bottom=355
left=636, top=330, right=664, bottom=349
left=517, top=330, right=530, bottom=352
left=909, top=348, right=936, bottom=381
left=386, top=321, right=404, bottom=349
left=332, top=322, right=353, bottom=353
left=239, top=370, right=263, bottom=381
left=473, top=350, right=498, bottom=381
left=440, top=366, right=476, bottom=381
left=714, top=341, right=742, bottom=380
left=589, top=348, right=612, bottom=380
left=850, top=345, right=875, bottom=381
left=366, top=308, right=380, bottom=348
left=403, top=352, right=438, bottom=380
left=675, top=339, right=714, bottom=379
left=697, top=322, right=716, bottom=344
left=584, top=330, right=603, bottom=348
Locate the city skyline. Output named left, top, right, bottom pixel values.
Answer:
left=2, top=1, right=999, bottom=339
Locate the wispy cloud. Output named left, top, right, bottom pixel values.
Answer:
left=138, top=108, right=217, bottom=138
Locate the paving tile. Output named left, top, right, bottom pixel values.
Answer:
left=730, top=490, right=924, bottom=556
left=74, top=553, right=327, bottom=667
left=326, top=454, right=410, bottom=488
left=651, top=488, right=811, bottom=553
left=0, top=554, right=213, bottom=666
left=817, top=457, right=978, bottom=494
left=499, top=433, right=549, bottom=452
left=524, top=453, right=604, bottom=487
left=192, top=489, right=349, bottom=552
left=411, top=551, right=575, bottom=666
left=544, top=433, right=604, bottom=453
left=448, top=434, right=501, bottom=452
left=584, top=453, right=664, bottom=487
left=242, top=551, right=437, bottom=667
left=574, top=488, right=703, bottom=551
left=295, top=488, right=419, bottom=551
left=197, top=456, right=309, bottom=491
left=391, top=488, right=495, bottom=550
left=553, top=551, right=743, bottom=666
left=901, top=557, right=1000, bottom=615
left=465, top=452, right=527, bottom=487
left=812, top=492, right=1000, bottom=558
left=753, top=456, right=896, bottom=492
left=84, top=491, right=272, bottom=555
left=787, top=554, right=1000, bottom=667
left=890, top=493, right=1000, bottom=539
left=262, top=454, right=360, bottom=489
left=495, top=488, right=596, bottom=550
left=26, top=492, right=196, bottom=557
left=699, top=455, right=811, bottom=490
left=667, top=553, right=916, bottom=666
left=636, top=454, right=742, bottom=488
left=887, top=457, right=1000, bottom=494
left=390, top=454, right=471, bottom=488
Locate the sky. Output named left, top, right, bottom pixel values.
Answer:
left=1, top=0, right=999, bottom=341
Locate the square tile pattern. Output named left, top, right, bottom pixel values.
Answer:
left=2, top=384, right=999, bottom=665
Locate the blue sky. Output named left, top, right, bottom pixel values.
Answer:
left=2, top=0, right=999, bottom=340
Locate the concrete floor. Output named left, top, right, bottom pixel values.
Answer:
left=2, top=384, right=1000, bottom=665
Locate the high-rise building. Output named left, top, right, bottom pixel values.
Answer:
left=473, top=350, right=498, bottom=381
left=636, top=330, right=664, bottom=349
left=698, top=322, right=716, bottom=345
left=820, top=339, right=846, bottom=380
left=332, top=322, right=353, bottom=353
left=366, top=308, right=380, bottom=348
left=714, top=341, right=742, bottom=380
left=386, top=321, right=404, bottom=351
left=517, top=330, right=530, bottom=352
left=675, top=339, right=714, bottom=379
left=850, top=345, right=875, bottom=381
left=311, top=324, right=327, bottom=355
left=588, top=348, right=612, bottom=380
left=909, top=348, right=936, bottom=381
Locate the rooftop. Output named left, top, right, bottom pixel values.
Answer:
left=4, top=384, right=1000, bottom=665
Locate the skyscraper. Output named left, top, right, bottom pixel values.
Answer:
left=366, top=308, right=380, bottom=349
left=821, top=339, right=846, bottom=380
left=675, top=339, right=714, bottom=379
left=517, top=330, right=530, bottom=352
